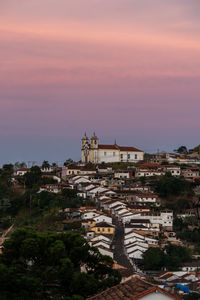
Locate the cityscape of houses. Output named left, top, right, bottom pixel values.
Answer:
left=5, top=139, right=200, bottom=298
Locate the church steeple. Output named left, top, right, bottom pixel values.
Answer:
left=81, top=132, right=89, bottom=149
left=91, top=132, right=98, bottom=149
left=81, top=132, right=90, bottom=164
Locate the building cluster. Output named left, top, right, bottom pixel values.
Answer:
left=150, top=150, right=200, bottom=165
left=57, top=171, right=182, bottom=267
left=11, top=138, right=200, bottom=299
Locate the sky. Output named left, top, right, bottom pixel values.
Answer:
left=0, top=0, right=200, bottom=165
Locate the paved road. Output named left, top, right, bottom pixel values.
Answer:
left=113, top=219, right=133, bottom=270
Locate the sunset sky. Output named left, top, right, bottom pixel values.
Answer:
left=1, top=0, right=200, bottom=165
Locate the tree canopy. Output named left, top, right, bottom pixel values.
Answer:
left=0, top=228, right=121, bottom=299
left=142, top=244, right=192, bottom=271
left=154, top=174, right=194, bottom=198
left=174, top=146, right=188, bottom=154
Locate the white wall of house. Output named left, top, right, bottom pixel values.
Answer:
left=108, top=201, right=126, bottom=209
left=141, top=292, right=176, bottom=300
left=91, top=235, right=111, bottom=243
left=135, top=170, right=164, bottom=177
left=97, top=247, right=113, bottom=259
left=114, top=171, right=130, bottom=179
left=82, top=212, right=99, bottom=219
left=94, top=215, right=112, bottom=224
left=16, top=169, right=29, bottom=176
left=130, top=212, right=173, bottom=229
left=165, top=167, right=181, bottom=176
left=128, top=249, right=144, bottom=259
left=87, top=187, right=108, bottom=198
left=124, top=236, right=145, bottom=246
left=126, top=244, right=148, bottom=254
left=136, top=196, right=157, bottom=203
left=124, top=231, right=145, bottom=241
left=74, top=178, right=91, bottom=185
left=92, top=241, right=110, bottom=249
left=121, top=213, right=141, bottom=224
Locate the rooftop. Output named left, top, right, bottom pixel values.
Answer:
left=86, top=276, right=180, bottom=300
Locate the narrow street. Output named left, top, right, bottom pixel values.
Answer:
left=113, top=218, right=134, bottom=270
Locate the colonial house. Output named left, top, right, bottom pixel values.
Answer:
left=93, top=214, right=112, bottom=224
left=135, top=193, right=158, bottom=204
left=135, top=164, right=165, bottom=177
left=114, top=170, right=132, bottom=179
left=39, top=183, right=69, bottom=193
left=15, top=168, right=30, bottom=176
left=81, top=133, right=144, bottom=164
left=181, top=167, right=200, bottom=180
left=62, top=165, right=96, bottom=177
left=90, top=222, right=115, bottom=235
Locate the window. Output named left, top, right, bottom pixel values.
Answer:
left=135, top=154, right=137, bottom=159
left=104, top=152, right=107, bottom=156
left=128, top=154, right=130, bottom=159
left=113, top=152, right=115, bottom=156
left=108, top=228, right=110, bottom=232
left=121, top=154, right=123, bottom=159
left=97, top=228, right=100, bottom=231
left=102, top=228, right=105, bottom=232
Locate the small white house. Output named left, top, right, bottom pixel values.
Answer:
left=94, top=215, right=112, bottom=225
left=82, top=211, right=99, bottom=220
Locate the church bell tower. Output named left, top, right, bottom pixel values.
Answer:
left=90, top=132, right=98, bottom=163
left=81, top=133, right=90, bottom=163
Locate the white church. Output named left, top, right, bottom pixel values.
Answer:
left=81, top=133, right=144, bottom=164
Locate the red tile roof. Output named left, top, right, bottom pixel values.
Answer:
left=87, top=276, right=181, bottom=300
left=98, top=144, right=119, bottom=150
left=118, top=146, right=143, bottom=152
left=98, top=144, right=143, bottom=152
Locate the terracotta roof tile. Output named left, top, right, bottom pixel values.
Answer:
left=87, top=276, right=181, bottom=300
left=98, top=144, right=143, bottom=152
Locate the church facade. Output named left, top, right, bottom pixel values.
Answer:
left=81, top=133, right=144, bottom=164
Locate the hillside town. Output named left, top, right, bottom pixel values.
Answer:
left=1, top=137, right=200, bottom=299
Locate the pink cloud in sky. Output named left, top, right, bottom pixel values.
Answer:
left=0, top=0, right=200, bottom=163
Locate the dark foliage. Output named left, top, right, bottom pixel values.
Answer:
left=0, top=228, right=121, bottom=299
left=154, top=174, right=194, bottom=198
left=142, top=244, right=192, bottom=271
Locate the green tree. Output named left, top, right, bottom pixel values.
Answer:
left=154, top=175, right=193, bottom=198
left=142, top=245, right=192, bottom=271
left=142, top=247, right=165, bottom=270
left=24, top=166, right=42, bottom=188
left=0, top=228, right=120, bottom=299
left=174, top=146, right=188, bottom=154
left=14, top=161, right=27, bottom=170
left=64, top=159, right=74, bottom=166
left=42, top=160, right=50, bottom=169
